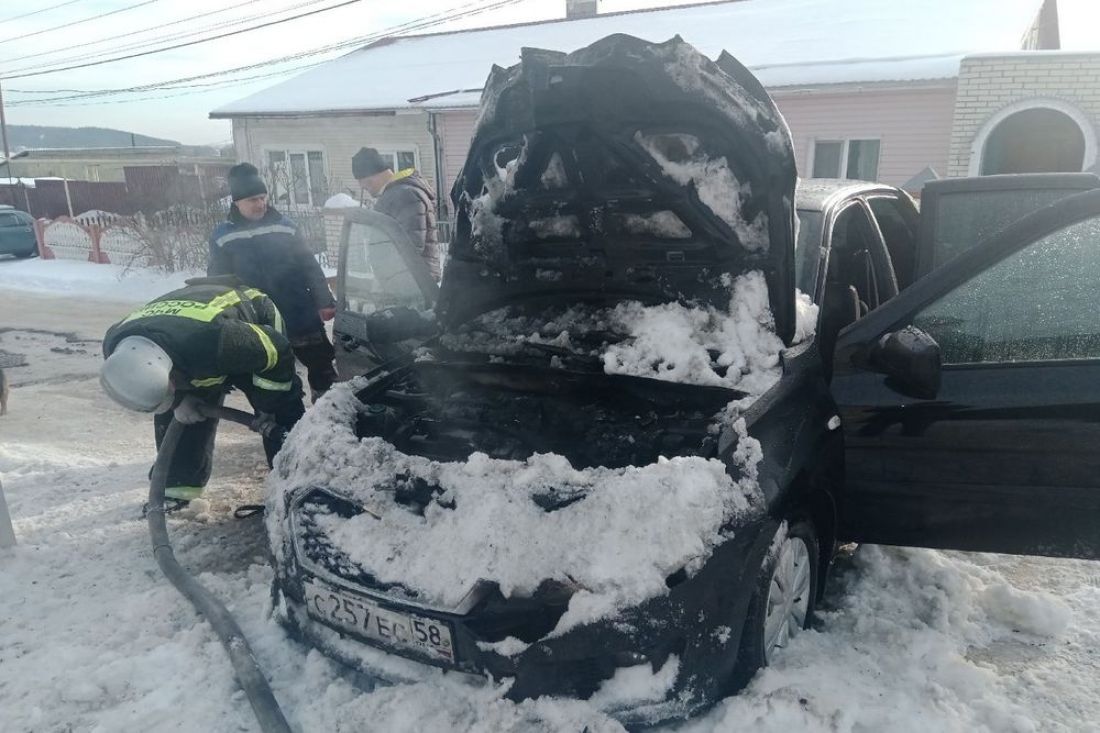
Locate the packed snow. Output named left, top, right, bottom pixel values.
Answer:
left=0, top=257, right=195, bottom=302
left=268, top=385, right=764, bottom=634
left=637, top=132, right=769, bottom=251
left=443, top=270, right=811, bottom=394
left=602, top=271, right=782, bottom=392
left=324, top=193, right=361, bottom=209
left=620, top=211, right=692, bottom=239
left=3, top=259, right=1099, bottom=732
left=529, top=214, right=582, bottom=239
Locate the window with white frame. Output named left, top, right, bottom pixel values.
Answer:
left=356, top=149, right=420, bottom=178
left=812, top=139, right=881, bottom=181
left=264, top=149, right=327, bottom=208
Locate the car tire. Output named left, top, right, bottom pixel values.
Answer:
left=730, top=518, right=819, bottom=690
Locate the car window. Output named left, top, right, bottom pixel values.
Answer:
left=0, top=212, right=23, bottom=227
left=867, top=196, right=917, bottom=289
left=343, top=221, right=425, bottom=315
left=827, top=203, right=897, bottom=312
left=930, top=188, right=1080, bottom=270
left=795, top=209, right=822, bottom=295
left=913, top=214, right=1100, bottom=364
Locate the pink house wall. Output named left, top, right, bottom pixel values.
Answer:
left=773, top=85, right=957, bottom=186
left=434, top=110, right=479, bottom=214
left=435, top=84, right=958, bottom=199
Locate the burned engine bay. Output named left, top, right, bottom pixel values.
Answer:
left=353, top=356, right=740, bottom=471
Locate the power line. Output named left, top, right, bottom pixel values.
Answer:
left=0, top=0, right=265, bottom=66
left=0, top=0, right=84, bottom=25
left=4, top=0, right=527, bottom=98
left=0, top=0, right=335, bottom=73
left=2, top=0, right=362, bottom=80
left=0, top=0, right=163, bottom=46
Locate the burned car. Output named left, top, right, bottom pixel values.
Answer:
left=267, top=34, right=1100, bottom=725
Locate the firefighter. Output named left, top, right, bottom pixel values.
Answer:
left=100, top=276, right=305, bottom=510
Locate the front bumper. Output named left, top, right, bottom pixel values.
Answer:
left=273, top=487, right=768, bottom=724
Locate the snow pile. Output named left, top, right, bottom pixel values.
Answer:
left=682, top=546, right=1079, bottom=732
left=268, top=385, right=764, bottom=634
left=324, top=192, right=360, bottom=209
left=444, top=271, right=815, bottom=394
left=636, top=132, right=769, bottom=252
left=529, top=214, right=581, bottom=239
left=620, top=211, right=692, bottom=239
left=0, top=258, right=195, bottom=302
left=590, top=655, right=681, bottom=711
left=793, top=289, right=819, bottom=344
left=603, top=271, right=785, bottom=393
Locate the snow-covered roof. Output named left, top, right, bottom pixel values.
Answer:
left=212, top=0, right=1046, bottom=117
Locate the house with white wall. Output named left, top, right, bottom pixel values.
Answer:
left=211, top=0, right=1069, bottom=220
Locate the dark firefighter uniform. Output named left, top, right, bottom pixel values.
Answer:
left=103, top=276, right=305, bottom=500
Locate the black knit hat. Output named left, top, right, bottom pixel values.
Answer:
left=352, top=147, right=391, bottom=179
left=228, top=162, right=268, bottom=201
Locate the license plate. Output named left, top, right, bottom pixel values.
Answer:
left=303, top=579, right=455, bottom=664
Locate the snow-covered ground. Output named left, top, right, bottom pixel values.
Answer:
left=2, top=258, right=1098, bottom=732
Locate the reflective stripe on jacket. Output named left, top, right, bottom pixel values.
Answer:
left=103, top=277, right=296, bottom=398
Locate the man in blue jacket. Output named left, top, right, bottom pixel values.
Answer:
left=209, top=163, right=338, bottom=399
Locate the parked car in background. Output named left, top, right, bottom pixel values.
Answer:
left=269, top=35, right=1100, bottom=727
left=0, top=206, right=36, bottom=259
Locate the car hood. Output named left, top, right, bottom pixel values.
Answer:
left=439, top=34, right=798, bottom=343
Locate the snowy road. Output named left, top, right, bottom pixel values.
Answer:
left=1, top=260, right=1098, bottom=732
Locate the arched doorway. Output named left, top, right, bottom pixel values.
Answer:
left=979, top=106, right=1086, bottom=175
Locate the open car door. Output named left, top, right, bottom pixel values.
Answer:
left=915, top=173, right=1100, bottom=278
left=831, top=188, right=1100, bottom=559
left=334, top=209, right=440, bottom=378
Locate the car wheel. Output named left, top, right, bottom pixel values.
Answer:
left=731, top=519, right=819, bottom=689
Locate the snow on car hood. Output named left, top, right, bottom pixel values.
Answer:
left=441, top=270, right=818, bottom=394
left=267, top=385, right=765, bottom=635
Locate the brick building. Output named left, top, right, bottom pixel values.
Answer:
left=949, top=52, right=1100, bottom=177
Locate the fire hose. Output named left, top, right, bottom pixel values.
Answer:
left=146, top=403, right=292, bottom=733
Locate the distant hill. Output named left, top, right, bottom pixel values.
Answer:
left=6, top=125, right=179, bottom=150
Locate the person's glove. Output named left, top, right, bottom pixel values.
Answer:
left=251, top=411, right=281, bottom=439
left=319, top=306, right=336, bottom=322
left=173, top=395, right=208, bottom=425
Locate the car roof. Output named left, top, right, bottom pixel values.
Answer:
left=795, top=178, right=903, bottom=213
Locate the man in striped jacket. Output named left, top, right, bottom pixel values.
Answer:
left=101, top=276, right=305, bottom=507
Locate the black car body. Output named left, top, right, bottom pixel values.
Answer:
left=269, top=35, right=1100, bottom=725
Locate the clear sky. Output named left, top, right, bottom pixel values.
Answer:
left=2, top=0, right=1098, bottom=145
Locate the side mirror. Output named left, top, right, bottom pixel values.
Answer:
left=860, top=326, right=942, bottom=400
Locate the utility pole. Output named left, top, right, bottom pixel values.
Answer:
left=0, top=79, right=13, bottom=209
left=0, top=79, right=11, bottom=178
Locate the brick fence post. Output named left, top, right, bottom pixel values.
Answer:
left=88, top=223, right=110, bottom=264
left=33, top=218, right=55, bottom=259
